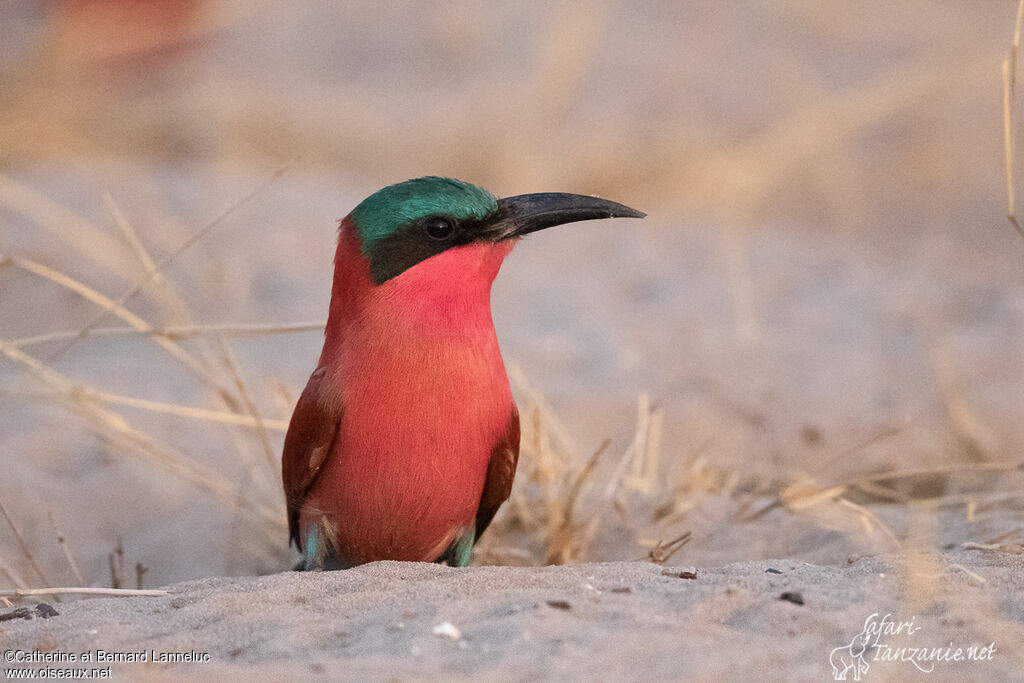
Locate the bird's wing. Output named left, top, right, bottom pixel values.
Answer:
left=281, top=368, right=343, bottom=551
left=474, top=409, right=521, bottom=543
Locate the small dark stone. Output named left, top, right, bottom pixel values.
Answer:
left=546, top=600, right=572, bottom=610
left=0, top=607, right=32, bottom=622
left=0, top=605, right=56, bottom=622
left=610, top=587, right=632, bottom=594
left=35, top=604, right=58, bottom=618
left=229, top=648, right=242, bottom=658
left=779, top=591, right=804, bottom=606
left=660, top=569, right=697, bottom=579
left=765, top=568, right=782, bottom=574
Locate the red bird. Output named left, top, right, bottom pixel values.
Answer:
left=282, top=177, right=644, bottom=569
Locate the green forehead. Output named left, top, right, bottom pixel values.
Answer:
left=350, top=177, right=498, bottom=245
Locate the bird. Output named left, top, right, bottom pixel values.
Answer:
left=282, top=176, right=644, bottom=570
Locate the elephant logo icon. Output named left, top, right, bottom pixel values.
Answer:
left=830, top=615, right=879, bottom=680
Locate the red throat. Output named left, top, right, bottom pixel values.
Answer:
left=323, top=217, right=514, bottom=359
left=299, top=216, right=517, bottom=564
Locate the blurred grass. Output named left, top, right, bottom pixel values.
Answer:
left=0, top=1, right=1012, bottom=231
left=0, top=0, right=1022, bottom=603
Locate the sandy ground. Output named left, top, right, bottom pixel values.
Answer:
left=3, top=2, right=1024, bottom=680
left=3, top=486, right=1023, bottom=679
left=3, top=552, right=1023, bottom=681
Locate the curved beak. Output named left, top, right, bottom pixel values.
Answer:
left=486, top=192, right=645, bottom=241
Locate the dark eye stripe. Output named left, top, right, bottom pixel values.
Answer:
left=366, top=211, right=498, bottom=285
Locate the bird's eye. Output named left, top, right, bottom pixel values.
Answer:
left=424, top=217, right=455, bottom=240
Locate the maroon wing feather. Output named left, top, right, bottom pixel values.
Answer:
left=474, top=410, right=521, bottom=542
left=281, top=368, right=343, bottom=550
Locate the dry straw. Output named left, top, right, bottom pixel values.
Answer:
left=2, top=4, right=1023, bottom=611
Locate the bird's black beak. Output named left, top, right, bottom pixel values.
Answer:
left=487, top=192, right=645, bottom=241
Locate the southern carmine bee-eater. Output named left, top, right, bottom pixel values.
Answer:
left=282, top=177, right=644, bottom=570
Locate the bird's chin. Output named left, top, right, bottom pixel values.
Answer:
left=379, top=239, right=513, bottom=311
left=424, top=239, right=514, bottom=283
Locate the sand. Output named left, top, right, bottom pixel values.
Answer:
left=3, top=551, right=1022, bottom=681
left=3, top=3, right=1024, bottom=680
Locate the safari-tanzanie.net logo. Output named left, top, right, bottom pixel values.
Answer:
left=829, top=612, right=996, bottom=680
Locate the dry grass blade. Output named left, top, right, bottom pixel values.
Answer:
left=1, top=253, right=239, bottom=406
left=8, top=387, right=288, bottom=430
left=986, top=526, right=1023, bottom=544
left=946, top=563, right=987, bottom=584
left=741, top=480, right=848, bottom=521
left=653, top=448, right=735, bottom=523
left=213, top=335, right=278, bottom=470
left=103, top=189, right=191, bottom=318
left=564, top=440, right=610, bottom=524
left=37, top=160, right=296, bottom=372
left=626, top=393, right=663, bottom=494
left=600, top=393, right=665, bottom=502
left=819, top=419, right=911, bottom=472
left=543, top=439, right=609, bottom=565
left=508, top=363, right=580, bottom=465
left=102, top=190, right=166, bottom=285
left=0, top=497, right=52, bottom=588
left=740, top=499, right=782, bottom=522
left=0, top=173, right=136, bottom=277
left=0, top=587, right=167, bottom=598
left=961, top=540, right=1024, bottom=554
left=3, top=241, right=275, bottom=504
left=47, top=511, right=85, bottom=587
left=836, top=498, right=901, bottom=549
left=91, top=390, right=288, bottom=431
left=210, top=335, right=285, bottom=509
left=136, top=563, right=149, bottom=590
left=852, top=460, right=1024, bottom=486
left=961, top=541, right=1001, bottom=551
left=641, top=531, right=693, bottom=564
left=101, top=188, right=284, bottom=495
left=499, top=378, right=674, bottom=565
left=854, top=480, right=911, bottom=504
left=895, top=487, right=1024, bottom=512
left=551, top=395, right=668, bottom=563
left=0, top=340, right=283, bottom=530
left=963, top=522, right=1024, bottom=554
left=11, top=321, right=326, bottom=348
left=1004, top=0, right=1024, bottom=239
left=784, top=484, right=847, bottom=512
left=744, top=458, right=1023, bottom=525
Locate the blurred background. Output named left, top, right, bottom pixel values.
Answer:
left=1, top=1, right=1022, bottom=589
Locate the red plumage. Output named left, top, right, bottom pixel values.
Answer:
left=282, top=218, right=520, bottom=566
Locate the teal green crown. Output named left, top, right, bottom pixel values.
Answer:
left=351, top=177, right=498, bottom=250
